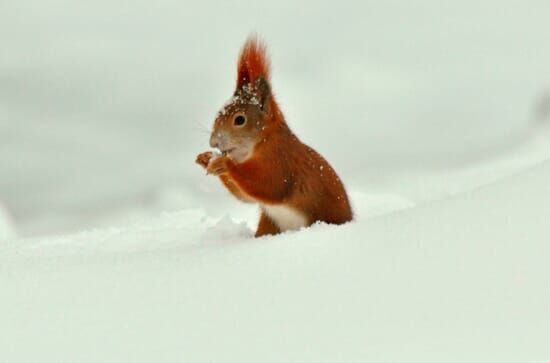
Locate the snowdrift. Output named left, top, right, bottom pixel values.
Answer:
left=1, top=159, right=549, bottom=362
left=0, top=203, right=16, bottom=242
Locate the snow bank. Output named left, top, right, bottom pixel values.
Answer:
left=1, top=159, right=549, bottom=362
left=0, top=203, right=16, bottom=242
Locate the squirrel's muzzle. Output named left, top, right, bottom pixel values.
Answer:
left=209, top=131, right=229, bottom=152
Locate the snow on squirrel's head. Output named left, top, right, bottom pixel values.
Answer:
left=209, top=35, right=283, bottom=163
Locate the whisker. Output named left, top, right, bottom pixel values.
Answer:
left=191, top=120, right=211, bottom=133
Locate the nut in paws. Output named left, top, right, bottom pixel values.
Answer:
left=196, top=151, right=214, bottom=169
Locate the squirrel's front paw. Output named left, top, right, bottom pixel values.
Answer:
left=206, top=156, right=229, bottom=176
left=196, top=151, right=214, bottom=169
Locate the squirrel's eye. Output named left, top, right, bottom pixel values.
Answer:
left=234, top=115, right=246, bottom=127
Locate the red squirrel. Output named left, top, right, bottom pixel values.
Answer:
left=196, top=36, right=352, bottom=237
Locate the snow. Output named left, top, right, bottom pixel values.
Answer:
left=1, top=0, right=550, bottom=361
left=1, top=156, right=550, bottom=362
left=2, top=125, right=550, bottom=362
left=0, top=203, right=16, bottom=241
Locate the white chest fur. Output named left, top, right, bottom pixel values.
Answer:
left=262, top=204, right=308, bottom=232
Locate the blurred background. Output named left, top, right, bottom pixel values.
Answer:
left=1, top=0, right=549, bottom=237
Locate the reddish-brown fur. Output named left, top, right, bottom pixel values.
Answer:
left=236, top=36, right=271, bottom=88
left=196, top=36, right=352, bottom=237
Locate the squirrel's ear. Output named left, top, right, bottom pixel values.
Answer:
left=236, top=35, right=271, bottom=90
left=255, top=76, right=271, bottom=112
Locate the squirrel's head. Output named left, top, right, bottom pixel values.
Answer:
left=209, top=36, right=278, bottom=162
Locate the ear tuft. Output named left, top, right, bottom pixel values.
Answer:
left=236, top=35, right=271, bottom=90
left=254, top=76, right=271, bottom=111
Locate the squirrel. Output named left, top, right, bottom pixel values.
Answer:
left=196, top=35, right=353, bottom=237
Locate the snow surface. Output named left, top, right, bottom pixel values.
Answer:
left=1, top=154, right=550, bottom=362
left=0, top=203, right=16, bottom=241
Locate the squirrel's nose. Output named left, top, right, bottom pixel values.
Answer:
left=210, top=131, right=226, bottom=150
left=209, top=134, right=218, bottom=149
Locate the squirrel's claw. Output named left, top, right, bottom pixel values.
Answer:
left=196, top=151, right=213, bottom=169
